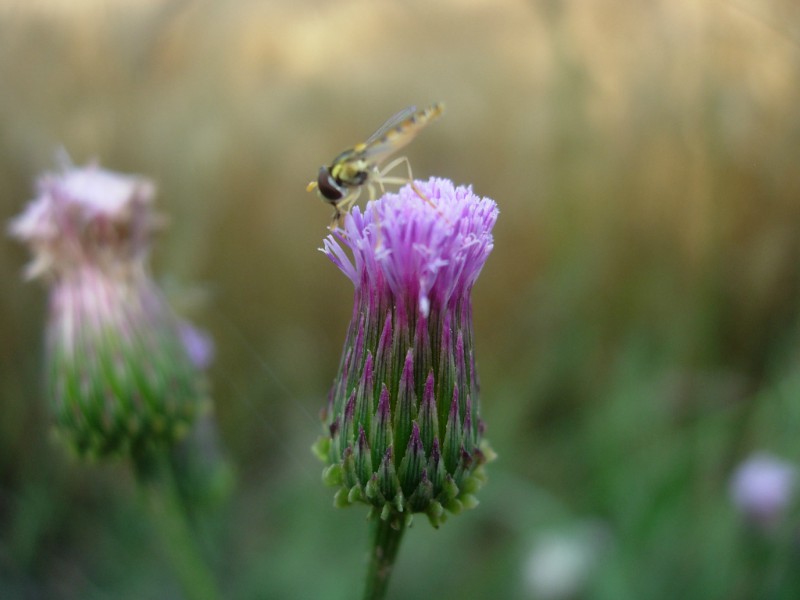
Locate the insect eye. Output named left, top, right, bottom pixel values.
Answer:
left=317, top=167, right=344, bottom=201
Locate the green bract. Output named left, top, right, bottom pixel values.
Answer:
left=47, top=268, right=208, bottom=458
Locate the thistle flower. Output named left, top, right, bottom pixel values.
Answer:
left=316, top=177, right=498, bottom=528
left=9, top=161, right=210, bottom=461
left=730, top=452, right=797, bottom=530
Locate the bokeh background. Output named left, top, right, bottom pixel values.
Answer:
left=3, top=0, right=800, bottom=598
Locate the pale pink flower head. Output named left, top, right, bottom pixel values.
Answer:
left=9, top=161, right=159, bottom=281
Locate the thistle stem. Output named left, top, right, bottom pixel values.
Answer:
left=363, top=517, right=406, bottom=600
left=136, top=452, right=220, bottom=600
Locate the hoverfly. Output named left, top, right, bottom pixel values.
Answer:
left=307, top=102, right=445, bottom=228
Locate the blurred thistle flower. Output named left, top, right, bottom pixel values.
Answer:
left=315, top=178, right=498, bottom=528
left=522, top=522, right=608, bottom=600
left=9, top=161, right=211, bottom=461
left=730, top=452, right=797, bottom=530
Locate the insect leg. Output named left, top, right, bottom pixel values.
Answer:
left=329, top=188, right=362, bottom=230
left=336, top=187, right=362, bottom=214
left=379, top=155, right=414, bottom=181
left=376, top=155, right=440, bottom=211
left=377, top=156, right=450, bottom=224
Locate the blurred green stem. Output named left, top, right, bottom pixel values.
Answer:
left=363, top=517, right=406, bottom=600
left=137, top=452, right=220, bottom=600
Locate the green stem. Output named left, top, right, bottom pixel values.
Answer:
left=362, top=516, right=407, bottom=600
left=136, top=452, right=220, bottom=600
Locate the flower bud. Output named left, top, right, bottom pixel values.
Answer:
left=9, top=162, right=210, bottom=460
left=315, top=178, right=498, bottom=527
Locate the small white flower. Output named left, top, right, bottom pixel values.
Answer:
left=522, top=522, right=608, bottom=600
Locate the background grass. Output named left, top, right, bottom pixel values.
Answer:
left=2, top=0, right=800, bottom=598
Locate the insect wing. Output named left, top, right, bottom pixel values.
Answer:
left=358, top=117, right=433, bottom=170
left=365, top=105, right=418, bottom=145
left=359, top=103, right=445, bottom=166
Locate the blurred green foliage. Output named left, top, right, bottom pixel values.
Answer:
left=2, top=0, right=800, bottom=598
